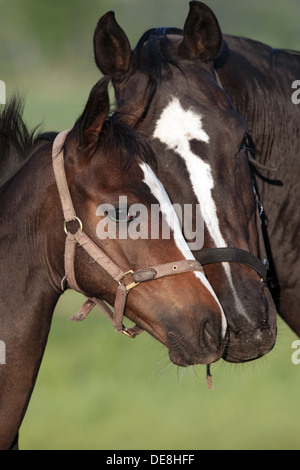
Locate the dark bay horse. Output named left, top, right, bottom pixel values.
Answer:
left=93, top=4, right=278, bottom=363
left=0, top=77, right=227, bottom=449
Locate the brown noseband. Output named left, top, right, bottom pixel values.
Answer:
left=52, top=131, right=205, bottom=338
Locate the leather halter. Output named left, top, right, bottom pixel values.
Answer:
left=52, top=130, right=205, bottom=338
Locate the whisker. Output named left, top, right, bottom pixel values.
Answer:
left=154, top=352, right=173, bottom=377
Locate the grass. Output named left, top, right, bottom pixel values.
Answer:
left=19, top=291, right=300, bottom=450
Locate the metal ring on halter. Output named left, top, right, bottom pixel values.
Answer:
left=122, top=328, right=137, bottom=338
left=64, top=216, right=83, bottom=235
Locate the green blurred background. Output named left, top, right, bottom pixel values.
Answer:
left=1, top=0, right=299, bottom=450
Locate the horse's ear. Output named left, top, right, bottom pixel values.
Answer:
left=77, top=76, right=110, bottom=151
left=181, top=1, right=222, bottom=62
left=94, top=11, right=132, bottom=80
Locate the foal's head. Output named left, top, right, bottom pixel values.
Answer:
left=52, top=77, right=227, bottom=366
left=93, top=2, right=277, bottom=362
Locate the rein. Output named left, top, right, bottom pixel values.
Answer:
left=52, top=130, right=205, bottom=338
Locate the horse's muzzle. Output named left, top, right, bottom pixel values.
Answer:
left=167, top=315, right=226, bottom=366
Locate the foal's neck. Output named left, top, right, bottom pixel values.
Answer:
left=0, top=142, right=65, bottom=305
left=0, top=143, right=64, bottom=449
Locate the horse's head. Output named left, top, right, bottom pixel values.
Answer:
left=93, top=2, right=277, bottom=363
left=56, top=76, right=227, bottom=366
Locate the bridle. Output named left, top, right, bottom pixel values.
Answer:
left=52, top=130, right=205, bottom=338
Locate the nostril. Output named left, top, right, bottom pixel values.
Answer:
left=200, top=319, right=219, bottom=351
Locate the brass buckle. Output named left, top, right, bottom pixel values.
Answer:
left=118, top=270, right=140, bottom=292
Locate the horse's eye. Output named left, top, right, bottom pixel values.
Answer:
left=108, top=206, right=134, bottom=223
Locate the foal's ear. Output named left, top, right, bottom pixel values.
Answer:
left=94, top=11, right=132, bottom=80
left=77, top=76, right=110, bottom=151
left=181, top=1, right=222, bottom=62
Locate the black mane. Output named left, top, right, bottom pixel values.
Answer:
left=0, top=96, right=41, bottom=187
left=0, top=95, right=156, bottom=188
left=133, top=27, right=183, bottom=81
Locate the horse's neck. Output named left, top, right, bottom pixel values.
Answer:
left=216, top=36, right=300, bottom=308
left=217, top=35, right=300, bottom=171
left=0, top=144, right=63, bottom=305
left=0, top=289, right=58, bottom=449
left=0, top=145, right=63, bottom=449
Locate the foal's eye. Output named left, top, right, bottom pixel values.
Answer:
left=108, top=206, right=135, bottom=223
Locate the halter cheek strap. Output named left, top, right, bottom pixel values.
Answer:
left=52, top=131, right=205, bottom=338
